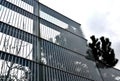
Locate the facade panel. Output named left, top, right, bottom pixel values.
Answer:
left=0, top=0, right=120, bottom=81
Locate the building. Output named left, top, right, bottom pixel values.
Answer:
left=0, top=0, right=120, bottom=81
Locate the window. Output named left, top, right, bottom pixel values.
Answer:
left=40, top=23, right=60, bottom=43
left=0, top=33, right=33, bottom=60
left=6, top=0, right=33, bottom=13
left=40, top=11, right=68, bottom=29
left=0, top=6, right=33, bottom=33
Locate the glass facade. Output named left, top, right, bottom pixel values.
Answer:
left=0, top=0, right=120, bottom=81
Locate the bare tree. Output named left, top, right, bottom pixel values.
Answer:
left=0, top=35, right=32, bottom=81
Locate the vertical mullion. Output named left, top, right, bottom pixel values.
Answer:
left=27, top=17, right=30, bottom=33
left=16, top=56, right=21, bottom=79
left=34, top=62, right=37, bottom=81
left=26, top=1, right=29, bottom=12
left=64, top=49, right=67, bottom=71
left=56, top=45, right=59, bottom=69
left=0, top=23, right=4, bottom=45
left=54, top=45, right=58, bottom=68
left=0, top=3, right=7, bottom=21
left=37, top=63, right=40, bottom=81
left=12, top=29, right=17, bottom=54
left=50, top=67, right=54, bottom=81
left=1, top=32, right=5, bottom=51
left=30, top=60, right=33, bottom=81
left=43, top=65, right=45, bottom=81
left=3, top=25, right=9, bottom=51
left=59, top=70, right=62, bottom=81
left=3, top=6, right=9, bottom=23
left=2, top=52, right=7, bottom=75
left=53, top=68, right=57, bottom=81
left=20, top=13, right=23, bottom=30
left=20, top=0, right=22, bottom=9
left=33, top=62, right=36, bottom=81
left=26, top=17, right=29, bottom=33
left=0, top=52, right=3, bottom=74
left=30, top=0, right=33, bottom=13
left=10, top=10, right=15, bottom=27
left=56, top=70, right=60, bottom=81
left=31, top=61, right=34, bottom=81
left=7, top=6, right=12, bottom=24
left=31, top=31, right=34, bottom=80
left=70, top=52, right=73, bottom=73
left=51, top=43, right=54, bottom=67
left=44, top=40, right=47, bottom=65
left=24, top=1, right=27, bottom=12
left=22, top=24, right=26, bottom=58
left=29, top=34, right=32, bottom=59
left=14, top=10, right=19, bottom=27
left=50, top=43, right=53, bottom=67
left=31, top=30, right=34, bottom=61
left=41, top=40, right=46, bottom=63
left=12, top=55, right=17, bottom=78
left=72, top=53, right=75, bottom=74
left=27, top=60, right=31, bottom=80
left=12, top=10, right=17, bottom=27
left=65, top=72, right=68, bottom=81
left=62, top=71, right=66, bottom=81
left=17, top=13, right=21, bottom=30
left=47, top=41, right=51, bottom=66
left=21, top=58, right=24, bottom=79
left=45, top=66, right=48, bottom=81
left=25, top=39, right=27, bottom=58
left=2, top=6, right=7, bottom=23
left=0, top=5, right=4, bottom=20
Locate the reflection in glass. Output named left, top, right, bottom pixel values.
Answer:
left=0, top=60, right=31, bottom=81
left=40, top=23, right=87, bottom=55
left=40, top=11, right=68, bottom=29
left=6, top=0, right=33, bottom=13
left=0, top=5, right=33, bottom=33
left=99, top=68, right=120, bottom=81
left=40, top=11, right=84, bottom=37
left=40, top=23, right=60, bottom=43
left=0, top=33, right=33, bottom=60
left=40, top=40, right=92, bottom=79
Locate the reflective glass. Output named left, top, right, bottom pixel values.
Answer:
left=0, top=33, right=33, bottom=60
left=40, top=11, right=68, bottom=29
left=40, top=40, right=93, bottom=79
left=99, top=68, right=120, bottom=81
left=40, top=23, right=87, bottom=55
left=40, top=11, right=84, bottom=37
left=6, top=0, right=33, bottom=13
left=0, top=52, right=42, bottom=81
left=0, top=5, right=33, bottom=33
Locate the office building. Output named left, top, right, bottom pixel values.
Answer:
left=0, top=0, right=120, bottom=81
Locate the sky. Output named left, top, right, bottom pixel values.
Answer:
left=39, top=0, right=120, bottom=69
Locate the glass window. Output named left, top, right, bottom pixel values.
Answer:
left=6, top=0, right=33, bottom=13
left=40, top=40, right=93, bottom=79
left=0, top=6, right=33, bottom=33
left=0, top=59, right=32, bottom=80
left=40, top=23, right=60, bottom=43
left=40, top=11, right=84, bottom=37
left=100, top=68, right=120, bottom=81
left=40, top=23, right=87, bottom=55
left=40, top=11, right=68, bottom=29
left=0, top=33, right=33, bottom=60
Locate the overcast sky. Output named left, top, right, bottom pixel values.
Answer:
left=40, top=0, right=120, bottom=69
